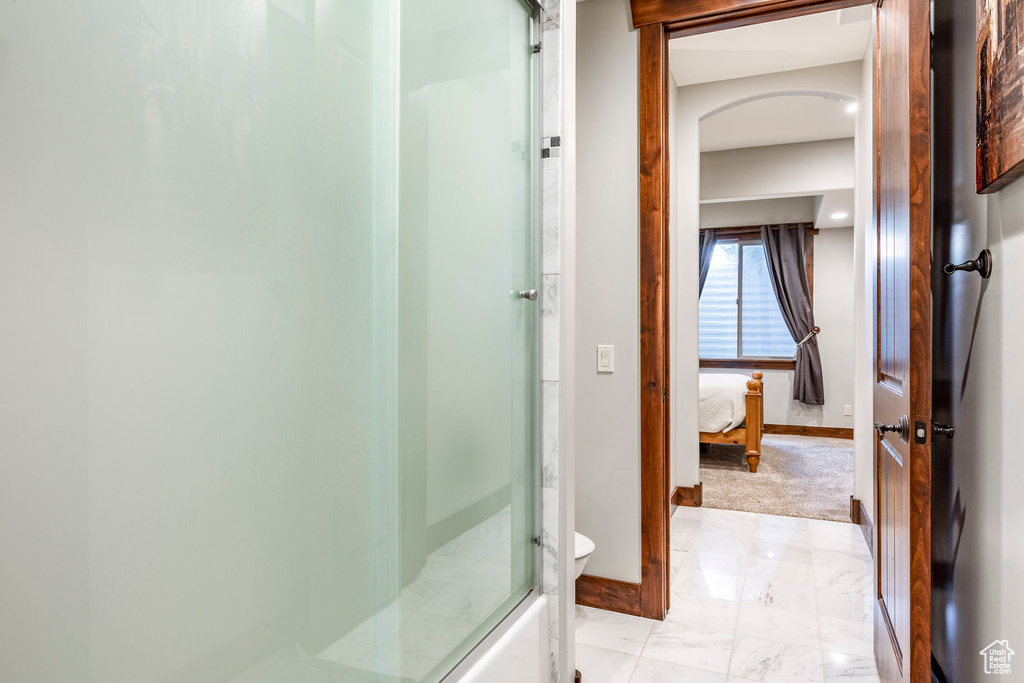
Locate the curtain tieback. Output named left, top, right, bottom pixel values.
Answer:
left=796, top=326, right=821, bottom=348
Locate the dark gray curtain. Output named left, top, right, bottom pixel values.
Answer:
left=698, top=229, right=718, bottom=296
left=760, top=223, right=824, bottom=405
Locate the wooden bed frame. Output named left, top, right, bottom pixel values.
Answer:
left=698, top=371, right=764, bottom=473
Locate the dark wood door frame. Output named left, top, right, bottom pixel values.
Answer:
left=636, top=21, right=671, bottom=621
left=627, top=0, right=895, bottom=624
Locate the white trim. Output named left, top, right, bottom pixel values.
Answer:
left=442, top=594, right=546, bottom=682
left=558, top=0, right=578, bottom=678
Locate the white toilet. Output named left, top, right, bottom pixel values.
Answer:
left=574, top=532, right=595, bottom=579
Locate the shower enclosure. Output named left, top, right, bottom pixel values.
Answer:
left=0, top=1, right=541, bottom=681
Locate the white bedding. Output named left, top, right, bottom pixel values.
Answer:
left=698, top=373, right=752, bottom=433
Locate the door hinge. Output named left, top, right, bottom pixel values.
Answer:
left=532, top=42, right=542, bottom=54
left=663, top=387, right=667, bottom=403
left=930, top=33, right=935, bottom=69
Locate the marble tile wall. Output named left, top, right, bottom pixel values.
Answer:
left=539, top=0, right=561, bottom=595
left=539, top=1, right=562, bottom=681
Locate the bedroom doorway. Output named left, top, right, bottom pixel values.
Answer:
left=609, top=0, right=933, bottom=675
left=694, top=226, right=856, bottom=522
left=665, top=9, right=875, bottom=525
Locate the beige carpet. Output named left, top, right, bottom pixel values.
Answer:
left=700, top=434, right=854, bottom=522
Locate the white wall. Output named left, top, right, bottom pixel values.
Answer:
left=700, top=138, right=855, bottom=201
left=700, top=196, right=817, bottom=227
left=673, top=61, right=864, bottom=488
left=852, top=25, right=875, bottom=514
left=807, top=227, right=856, bottom=427
left=930, top=0, right=1024, bottom=675
left=668, top=68, right=680, bottom=488
left=700, top=227, right=856, bottom=428
left=575, top=0, right=641, bottom=583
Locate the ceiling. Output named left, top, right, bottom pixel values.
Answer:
left=699, top=197, right=816, bottom=228
left=700, top=94, right=856, bottom=152
left=699, top=189, right=856, bottom=230
left=668, top=6, right=873, bottom=87
left=813, top=188, right=856, bottom=228
left=672, top=8, right=871, bottom=227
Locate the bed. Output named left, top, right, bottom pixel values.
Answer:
left=698, top=371, right=764, bottom=472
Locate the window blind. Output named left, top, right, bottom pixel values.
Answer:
left=698, top=241, right=797, bottom=360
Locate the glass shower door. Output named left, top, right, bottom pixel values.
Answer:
left=388, top=0, right=540, bottom=679
left=0, top=0, right=537, bottom=682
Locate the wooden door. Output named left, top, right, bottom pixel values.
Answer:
left=873, top=0, right=932, bottom=680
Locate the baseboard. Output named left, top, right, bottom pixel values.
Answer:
left=764, top=424, right=854, bottom=439
left=850, top=496, right=874, bottom=555
left=671, top=484, right=703, bottom=507
left=425, top=485, right=512, bottom=553
left=575, top=574, right=643, bottom=617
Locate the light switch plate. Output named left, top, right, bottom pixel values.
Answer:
left=597, top=345, right=614, bottom=374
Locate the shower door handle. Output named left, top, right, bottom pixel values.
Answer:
left=514, top=289, right=539, bottom=301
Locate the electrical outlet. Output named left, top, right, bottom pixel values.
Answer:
left=844, top=405, right=852, bottom=416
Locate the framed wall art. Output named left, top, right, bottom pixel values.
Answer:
left=977, top=0, right=1024, bottom=193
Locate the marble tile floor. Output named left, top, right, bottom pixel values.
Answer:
left=575, top=505, right=879, bottom=683
left=316, top=506, right=516, bottom=682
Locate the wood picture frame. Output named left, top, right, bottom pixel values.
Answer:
left=977, top=0, right=1024, bottom=192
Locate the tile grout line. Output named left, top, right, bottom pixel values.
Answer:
left=623, top=646, right=642, bottom=683
left=725, top=561, right=749, bottom=679
left=814, top=562, right=829, bottom=683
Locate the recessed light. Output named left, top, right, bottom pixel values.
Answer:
left=831, top=211, right=849, bottom=220
left=846, top=103, right=858, bottom=114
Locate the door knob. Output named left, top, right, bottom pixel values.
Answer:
left=932, top=422, right=955, bottom=438
left=943, top=248, right=993, bottom=279
left=874, top=414, right=910, bottom=443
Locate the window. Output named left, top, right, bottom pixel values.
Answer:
left=699, top=239, right=802, bottom=365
